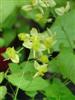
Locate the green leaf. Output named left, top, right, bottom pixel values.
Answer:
left=7, top=73, right=49, bottom=91
left=26, top=91, right=37, bottom=98
left=2, top=9, right=17, bottom=28
left=51, top=9, right=75, bottom=50
left=17, top=0, right=29, bottom=6
left=49, top=47, right=75, bottom=84
left=44, top=78, right=75, bottom=100
left=55, top=0, right=68, bottom=6
left=48, top=58, right=60, bottom=73
left=7, top=61, right=49, bottom=91
left=7, top=72, right=30, bottom=91
left=0, top=38, right=5, bottom=47
left=57, top=48, right=75, bottom=83
left=0, top=0, right=17, bottom=25
left=26, top=77, right=49, bottom=91
left=0, top=86, right=7, bottom=100
left=9, top=63, right=20, bottom=73
left=0, top=72, right=4, bottom=83
left=0, top=0, right=27, bottom=27
left=9, top=61, right=36, bottom=73
left=3, top=29, right=16, bottom=46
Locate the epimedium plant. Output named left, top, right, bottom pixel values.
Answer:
left=2, top=28, right=74, bottom=100
left=1, top=28, right=56, bottom=100
left=0, top=0, right=75, bottom=100
left=6, top=28, right=56, bottom=77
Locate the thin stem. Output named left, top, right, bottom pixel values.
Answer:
left=64, top=80, right=71, bottom=85
left=33, top=50, right=36, bottom=67
left=47, top=28, right=52, bottom=36
left=17, top=47, right=24, bottom=53
left=14, top=88, right=19, bottom=100
left=5, top=68, right=9, bottom=78
left=13, top=70, right=25, bottom=100
left=48, top=49, right=50, bottom=54
left=9, top=84, right=15, bottom=96
left=33, top=50, right=36, bottom=58
left=5, top=69, right=16, bottom=99
left=3, top=58, right=9, bottom=61
left=7, top=92, right=14, bottom=98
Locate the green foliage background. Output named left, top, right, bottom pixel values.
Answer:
left=0, top=0, right=75, bottom=99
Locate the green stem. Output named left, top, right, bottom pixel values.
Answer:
left=33, top=50, right=36, bottom=58
left=7, top=92, right=14, bottom=98
left=64, top=80, right=71, bottom=85
left=5, top=68, right=9, bottom=78
left=13, top=70, right=25, bottom=100
left=14, top=88, right=19, bottom=100
left=9, top=84, right=15, bottom=96
left=48, top=49, right=50, bottom=54
left=17, top=47, right=24, bottom=53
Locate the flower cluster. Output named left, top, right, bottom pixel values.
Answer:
left=22, top=0, right=70, bottom=23
left=22, top=0, right=56, bottom=22
left=22, top=0, right=56, bottom=11
left=18, top=28, right=56, bottom=53
left=5, top=28, right=56, bottom=78
left=18, top=28, right=56, bottom=77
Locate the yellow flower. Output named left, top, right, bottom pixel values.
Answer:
left=30, top=28, right=40, bottom=51
left=31, top=0, right=38, bottom=6
left=18, top=33, right=30, bottom=42
left=30, top=27, right=38, bottom=36
left=65, top=1, right=70, bottom=13
left=33, top=61, right=48, bottom=78
left=6, top=47, right=19, bottom=63
left=35, top=13, right=43, bottom=21
left=32, top=41, right=40, bottom=51
left=55, top=1, right=70, bottom=16
left=18, top=28, right=56, bottom=53
left=55, top=7, right=65, bottom=16
left=23, top=41, right=32, bottom=49
left=39, top=0, right=56, bottom=8
left=39, top=55, right=49, bottom=63
left=21, top=4, right=32, bottom=11
left=44, top=36, right=55, bottom=49
left=31, top=28, right=46, bottom=52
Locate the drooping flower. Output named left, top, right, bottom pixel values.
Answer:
left=18, top=28, right=56, bottom=61
left=30, top=28, right=41, bottom=51
left=18, top=33, right=32, bottom=49
left=44, top=36, right=56, bottom=49
left=65, top=1, right=70, bottom=12
left=39, top=0, right=56, bottom=8
left=18, top=33, right=30, bottom=42
left=21, top=4, right=32, bottom=11
left=31, top=28, right=46, bottom=52
left=31, top=0, right=38, bottom=6
left=6, top=47, right=19, bottom=63
left=55, top=1, right=70, bottom=16
left=33, top=61, right=48, bottom=78
left=18, top=28, right=46, bottom=52
left=23, top=41, right=32, bottom=49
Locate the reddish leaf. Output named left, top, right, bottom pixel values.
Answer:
left=0, top=48, right=9, bottom=72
